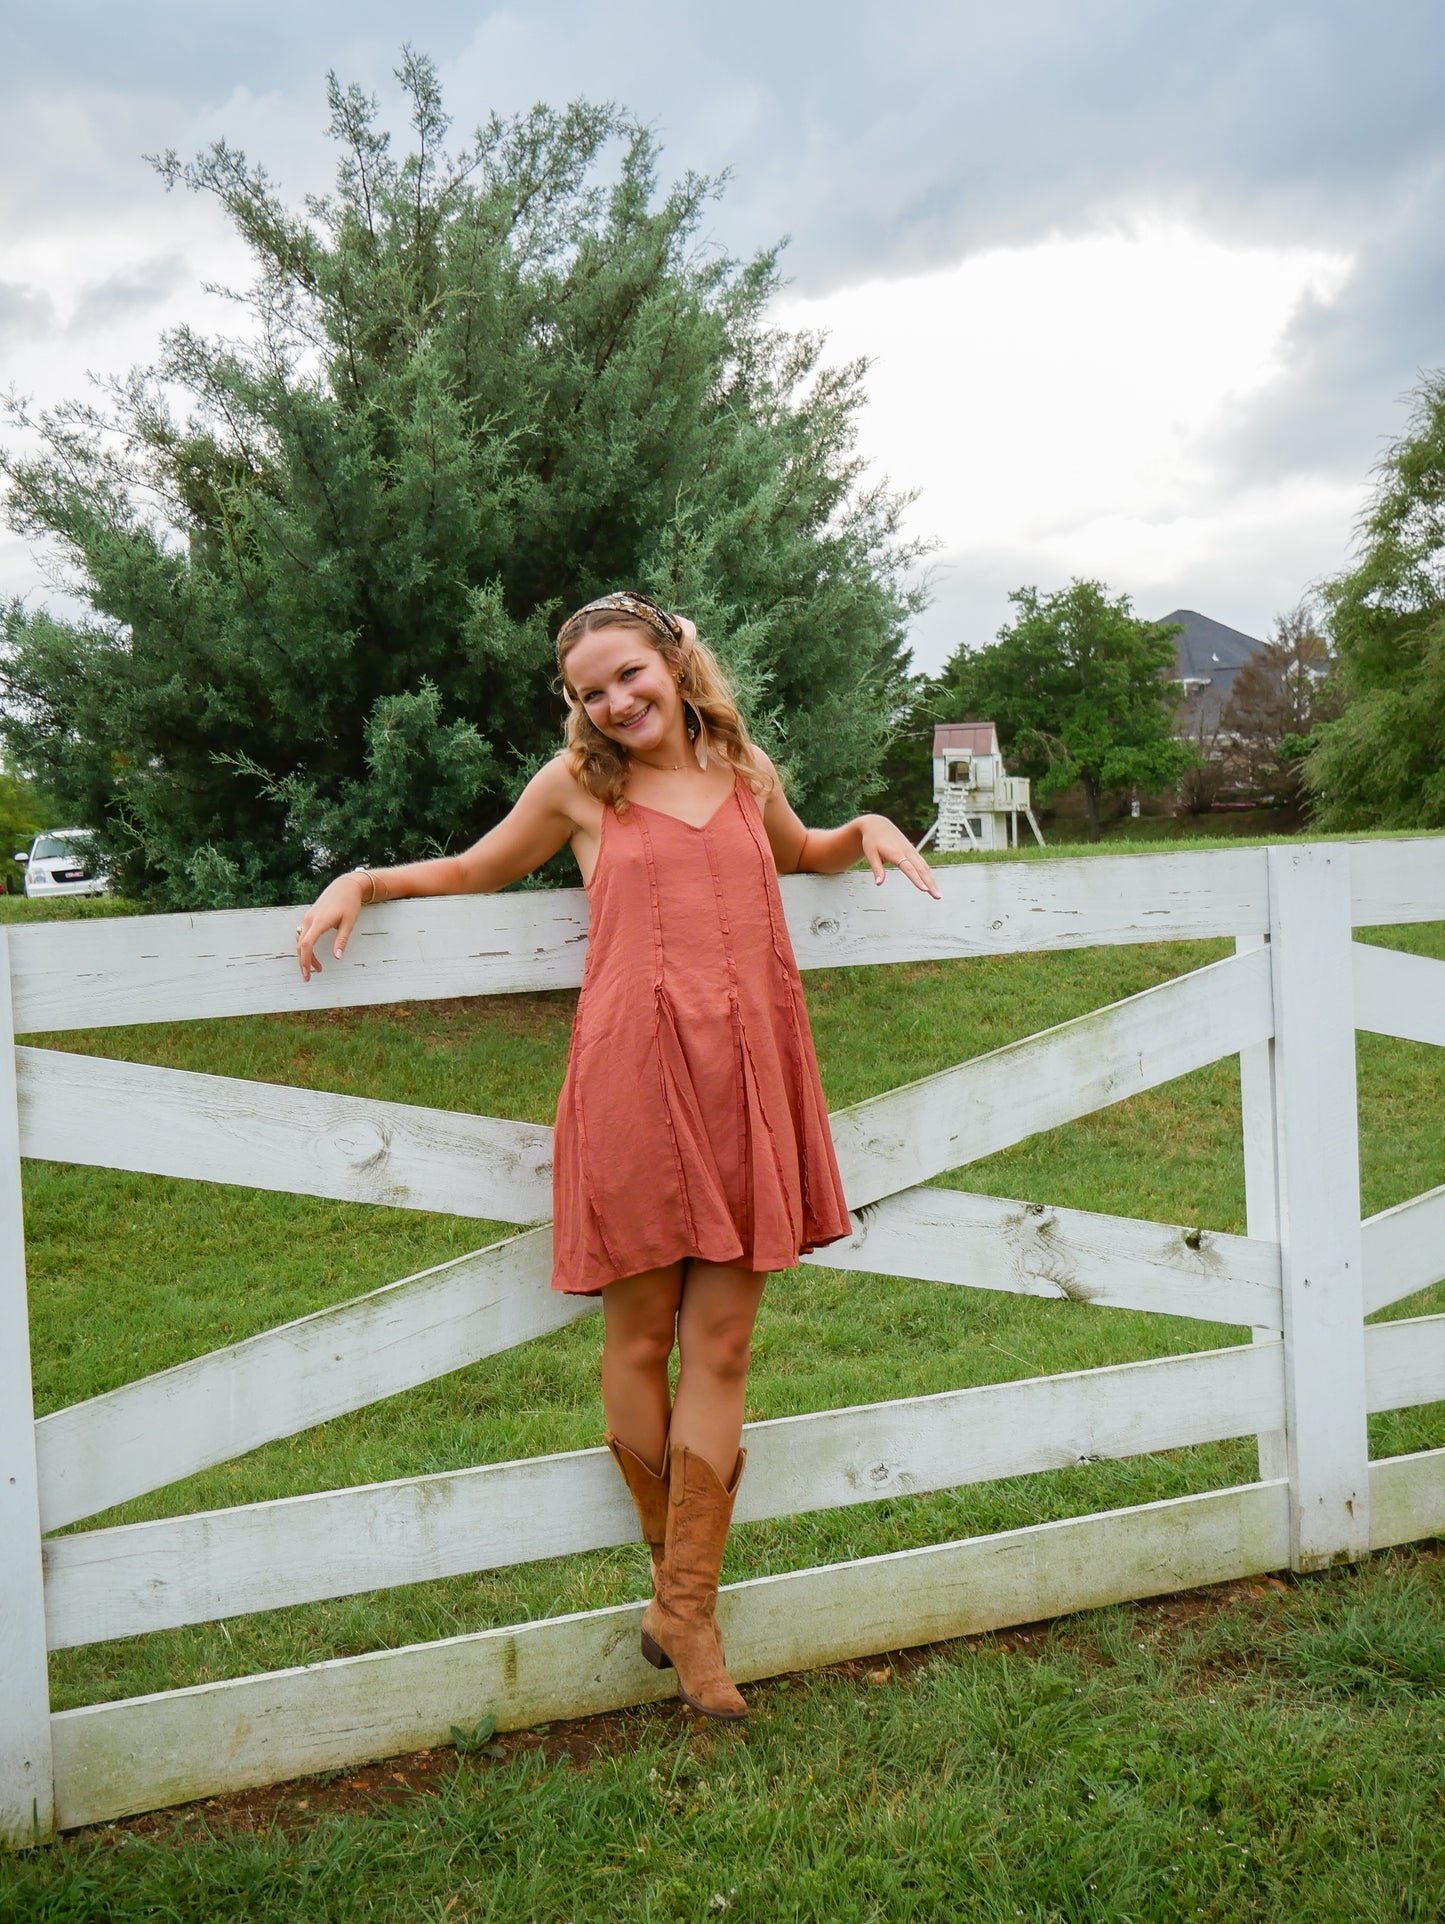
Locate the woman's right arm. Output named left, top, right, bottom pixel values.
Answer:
left=295, top=758, right=581, bottom=980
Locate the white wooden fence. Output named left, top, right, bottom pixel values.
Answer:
left=3, top=838, right=1444, bottom=1843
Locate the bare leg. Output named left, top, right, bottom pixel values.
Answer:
left=600, top=1263, right=685, bottom=1471
left=669, top=1261, right=768, bottom=1476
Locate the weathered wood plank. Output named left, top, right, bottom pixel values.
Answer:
left=8, top=892, right=593, bottom=1034
left=1362, top=1312, right=1445, bottom=1415
left=1237, top=932, right=1288, bottom=1481
left=49, top=1478, right=1291, bottom=1828
left=1367, top=1445, right=1445, bottom=1551
left=1361, top=1179, right=1445, bottom=1315
left=830, top=946, right=1274, bottom=1208
left=804, top=1186, right=1282, bottom=1327
left=1268, top=845, right=1371, bottom=1570
left=785, top=848, right=1270, bottom=965
left=1352, top=941, right=1445, bottom=1047
left=16, top=1049, right=552, bottom=1223
left=43, top=1342, right=1284, bottom=1648
left=9, top=838, right=1439, bottom=1038
left=1348, top=835, right=1445, bottom=930
left=7, top=848, right=1278, bottom=1034
left=34, top=1228, right=584, bottom=1534
left=0, top=936, right=55, bottom=1845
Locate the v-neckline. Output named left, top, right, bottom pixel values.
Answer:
left=627, top=778, right=738, bottom=834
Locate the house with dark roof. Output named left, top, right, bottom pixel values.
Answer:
left=1162, top=609, right=1266, bottom=743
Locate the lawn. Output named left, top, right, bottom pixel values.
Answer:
left=3, top=840, right=1442, bottom=1919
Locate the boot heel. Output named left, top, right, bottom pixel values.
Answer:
left=640, top=1628, right=673, bottom=1670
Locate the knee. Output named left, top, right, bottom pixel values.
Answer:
left=689, top=1316, right=753, bottom=1383
left=607, top=1318, right=675, bottom=1376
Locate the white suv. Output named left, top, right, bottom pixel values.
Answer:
left=16, top=829, right=110, bottom=900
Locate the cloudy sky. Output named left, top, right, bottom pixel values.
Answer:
left=3, top=0, right=1443, bottom=673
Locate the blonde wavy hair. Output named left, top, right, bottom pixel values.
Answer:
left=555, top=599, right=771, bottom=816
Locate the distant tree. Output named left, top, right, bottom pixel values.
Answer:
left=1220, top=604, right=1338, bottom=803
left=932, top=580, right=1190, bottom=841
left=1304, top=370, right=1445, bottom=829
left=0, top=766, right=56, bottom=891
left=1174, top=698, right=1227, bottom=815
left=870, top=679, right=937, bottom=842
left=1, top=52, right=922, bottom=908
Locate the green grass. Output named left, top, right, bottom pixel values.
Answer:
left=1036, top=805, right=1307, bottom=847
left=0, top=893, right=134, bottom=925
left=5, top=842, right=1443, bottom=1913
left=930, top=821, right=1442, bottom=862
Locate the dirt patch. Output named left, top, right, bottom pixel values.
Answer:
left=102, top=1700, right=682, bottom=1842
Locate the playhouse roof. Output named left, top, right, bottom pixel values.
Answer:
left=933, top=722, right=999, bottom=757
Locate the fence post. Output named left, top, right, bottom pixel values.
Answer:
left=0, top=932, right=54, bottom=1846
left=1236, top=931, right=1287, bottom=1483
left=1266, top=846, right=1370, bottom=1571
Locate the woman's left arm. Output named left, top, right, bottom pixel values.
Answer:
left=755, top=752, right=941, bottom=898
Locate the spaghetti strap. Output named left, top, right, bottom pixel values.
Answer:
left=551, top=782, right=851, bottom=1293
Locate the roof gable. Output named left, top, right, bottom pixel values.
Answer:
left=933, top=722, right=999, bottom=757
left=1160, top=608, right=1265, bottom=682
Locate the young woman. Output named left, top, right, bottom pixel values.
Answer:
left=295, top=591, right=939, bottom=1720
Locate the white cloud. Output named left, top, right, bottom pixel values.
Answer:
left=773, top=224, right=1358, bottom=669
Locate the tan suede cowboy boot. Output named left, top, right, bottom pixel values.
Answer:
left=605, top=1431, right=670, bottom=1600
left=639, top=1443, right=748, bottom=1721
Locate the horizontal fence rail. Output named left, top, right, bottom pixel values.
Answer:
left=811, top=1187, right=1284, bottom=1326
left=1364, top=1312, right=1445, bottom=1413
left=17, top=1049, right=553, bottom=1223
left=4, top=834, right=1443, bottom=1842
left=10, top=838, right=1444, bottom=1037
left=1345, top=838, right=1445, bottom=928
left=1352, top=940, right=1445, bottom=1047
left=1361, top=1180, right=1445, bottom=1315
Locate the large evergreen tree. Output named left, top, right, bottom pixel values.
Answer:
left=1, top=53, right=922, bottom=907
left=1305, top=370, right=1445, bottom=829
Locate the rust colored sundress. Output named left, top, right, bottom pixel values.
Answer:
left=551, top=778, right=852, bottom=1294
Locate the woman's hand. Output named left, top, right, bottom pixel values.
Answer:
left=295, top=872, right=368, bottom=981
left=859, top=814, right=942, bottom=898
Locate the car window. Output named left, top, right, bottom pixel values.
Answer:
left=33, top=836, right=85, bottom=860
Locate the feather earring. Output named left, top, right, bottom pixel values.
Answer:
left=684, top=699, right=709, bottom=769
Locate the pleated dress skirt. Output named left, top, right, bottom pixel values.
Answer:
left=550, top=778, right=853, bottom=1294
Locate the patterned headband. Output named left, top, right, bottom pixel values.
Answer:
left=556, top=590, right=684, bottom=655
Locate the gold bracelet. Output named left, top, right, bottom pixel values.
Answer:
left=356, top=866, right=378, bottom=906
